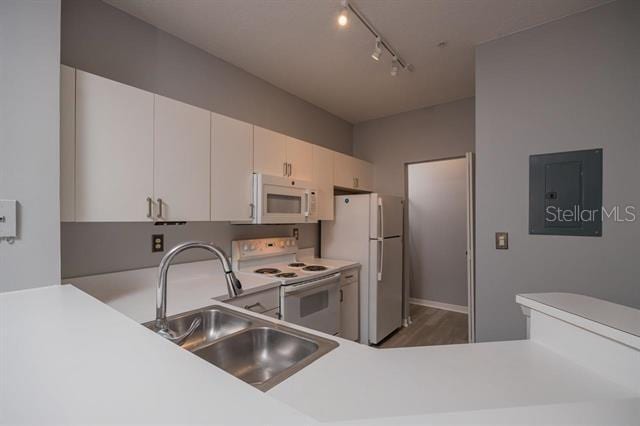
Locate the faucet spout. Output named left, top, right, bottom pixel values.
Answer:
left=155, top=241, right=243, bottom=336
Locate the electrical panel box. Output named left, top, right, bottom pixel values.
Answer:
left=0, top=200, right=17, bottom=240
left=529, top=149, right=602, bottom=236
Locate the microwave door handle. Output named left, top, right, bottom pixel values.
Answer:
left=304, top=191, right=310, bottom=217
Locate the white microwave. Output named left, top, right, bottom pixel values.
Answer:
left=251, top=174, right=318, bottom=224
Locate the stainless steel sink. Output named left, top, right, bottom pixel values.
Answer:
left=143, top=305, right=338, bottom=391
left=145, top=308, right=251, bottom=351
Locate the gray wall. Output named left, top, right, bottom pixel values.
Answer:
left=62, top=222, right=317, bottom=279
left=61, top=0, right=352, bottom=154
left=353, top=97, right=475, bottom=197
left=59, top=0, right=348, bottom=278
left=407, top=159, right=468, bottom=307
left=475, top=0, right=640, bottom=342
left=0, top=1, right=61, bottom=292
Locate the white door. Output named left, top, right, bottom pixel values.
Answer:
left=312, top=145, right=334, bottom=220
left=154, top=95, right=210, bottom=221
left=466, top=152, right=476, bottom=343
left=340, top=281, right=359, bottom=341
left=369, top=237, right=403, bottom=344
left=286, top=137, right=313, bottom=181
left=60, top=65, right=75, bottom=222
left=75, top=70, right=154, bottom=221
left=211, top=113, right=254, bottom=221
left=253, top=126, right=287, bottom=177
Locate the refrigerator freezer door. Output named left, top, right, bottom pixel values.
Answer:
left=368, top=237, right=403, bottom=344
left=370, top=194, right=403, bottom=239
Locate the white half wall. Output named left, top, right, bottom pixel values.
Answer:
left=0, top=1, right=62, bottom=292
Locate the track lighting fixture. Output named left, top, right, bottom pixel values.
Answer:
left=390, top=58, right=399, bottom=76
left=337, top=0, right=349, bottom=26
left=371, top=37, right=382, bottom=61
left=336, top=1, right=413, bottom=76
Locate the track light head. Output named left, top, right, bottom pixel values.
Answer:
left=390, top=58, right=399, bottom=76
left=371, top=37, right=382, bottom=61
left=337, top=0, right=349, bottom=27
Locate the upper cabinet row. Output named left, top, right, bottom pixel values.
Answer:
left=60, top=66, right=373, bottom=222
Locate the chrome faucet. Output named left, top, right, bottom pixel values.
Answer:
left=155, top=241, right=243, bottom=341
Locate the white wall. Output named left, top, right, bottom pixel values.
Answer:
left=475, top=0, right=640, bottom=341
left=407, top=159, right=468, bottom=307
left=0, top=1, right=61, bottom=292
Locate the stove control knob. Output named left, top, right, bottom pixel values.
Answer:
left=242, top=244, right=249, bottom=251
left=278, top=240, right=285, bottom=248
left=249, top=244, right=256, bottom=251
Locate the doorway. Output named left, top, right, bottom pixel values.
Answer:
left=381, top=154, right=475, bottom=348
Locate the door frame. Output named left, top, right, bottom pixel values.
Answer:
left=403, top=152, right=476, bottom=343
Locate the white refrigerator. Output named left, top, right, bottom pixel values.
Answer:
left=321, top=193, right=403, bottom=345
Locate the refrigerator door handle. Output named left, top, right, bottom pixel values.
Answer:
left=377, top=197, right=384, bottom=281
left=377, top=237, right=384, bottom=281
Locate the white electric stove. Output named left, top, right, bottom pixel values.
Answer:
left=232, top=237, right=341, bottom=335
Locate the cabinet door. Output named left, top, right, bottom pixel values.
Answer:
left=333, top=151, right=357, bottom=189
left=253, top=126, right=287, bottom=177
left=312, top=145, right=334, bottom=220
left=286, top=137, right=313, bottom=181
left=154, top=95, right=210, bottom=221
left=212, top=113, right=253, bottom=221
left=340, top=281, right=359, bottom=341
left=60, top=65, right=75, bottom=222
left=75, top=71, right=154, bottom=221
left=354, top=158, right=374, bottom=191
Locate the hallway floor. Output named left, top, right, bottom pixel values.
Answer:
left=378, top=304, right=468, bottom=348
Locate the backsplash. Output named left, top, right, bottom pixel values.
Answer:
left=61, top=222, right=318, bottom=278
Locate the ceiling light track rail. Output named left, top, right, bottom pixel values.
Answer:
left=344, top=0, right=413, bottom=71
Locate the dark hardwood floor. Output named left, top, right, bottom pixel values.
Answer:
left=377, top=304, right=468, bottom=349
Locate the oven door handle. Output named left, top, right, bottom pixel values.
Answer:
left=283, top=273, right=341, bottom=296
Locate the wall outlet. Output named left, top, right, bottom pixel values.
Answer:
left=152, top=234, right=164, bottom=252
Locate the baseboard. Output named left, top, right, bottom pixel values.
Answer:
left=409, top=298, right=468, bottom=314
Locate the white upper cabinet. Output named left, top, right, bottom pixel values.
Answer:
left=253, top=126, right=313, bottom=181
left=211, top=113, right=254, bottom=221
left=154, top=95, right=210, bottom=221
left=334, top=152, right=374, bottom=192
left=286, top=138, right=313, bottom=181
left=60, top=65, right=75, bottom=222
left=253, top=126, right=288, bottom=177
left=312, top=145, right=334, bottom=220
left=75, top=70, right=154, bottom=221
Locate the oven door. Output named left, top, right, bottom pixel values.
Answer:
left=281, top=274, right=341, bottom=335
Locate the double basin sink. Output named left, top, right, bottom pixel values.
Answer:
left=144, top=305, right=338, bottom=391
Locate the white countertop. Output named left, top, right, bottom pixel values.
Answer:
left=68, top=260, right=281, bottom=323
left=0, top=285, right=310, bottom=424
left=517, top=292, right=640, bottom=349
left=3, top=272, right=638, bottom=424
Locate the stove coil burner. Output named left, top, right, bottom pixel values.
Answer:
left=275, top=272, right=298, bottom=278
left=302, top=265, right=328, bottom=272
left=254, top=268, right=281, bottom=275
left=288, top=262, right=306, bottom=268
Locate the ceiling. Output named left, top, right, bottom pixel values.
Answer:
left=105, top=0, right=609, bottom=123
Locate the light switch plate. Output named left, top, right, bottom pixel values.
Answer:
left=495, top=232, right=509, bottom=250
left=0, top=200, right=17, bottom=239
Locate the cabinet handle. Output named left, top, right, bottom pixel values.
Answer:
left=249, top=203, right=255, bottom=219
left=345, top=274, right=354, bottom=279
left=340, top=289, right=344, bottom=303
left=157, top=198, right=163, bottom=219
left=146, top=197, right=153, bottom=219
left=244, top=302, right=263, bottom=311
left=283, top=162, right=287, bottom=177
left=288, top=162, right=292, bottom=177
left=356, top=177, right=359, bottom=188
